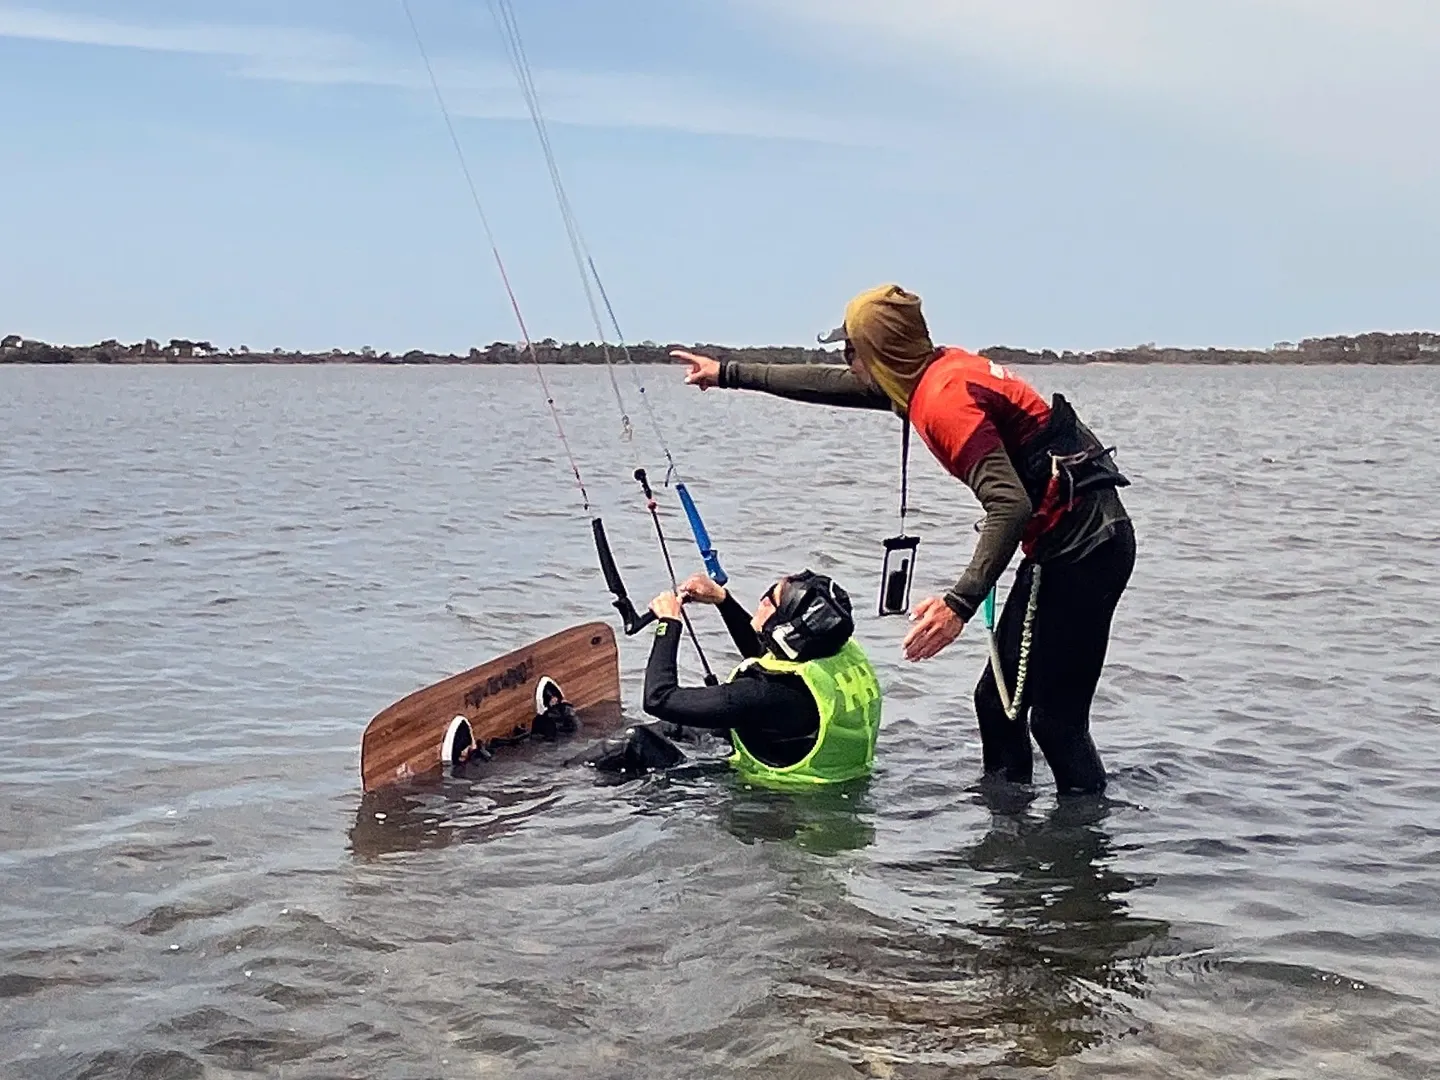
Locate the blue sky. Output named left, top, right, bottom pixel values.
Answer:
left=2, top=0, right=1436, bottom=352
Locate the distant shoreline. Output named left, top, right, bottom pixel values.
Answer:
left=4, top=333, right=1438, bottom=366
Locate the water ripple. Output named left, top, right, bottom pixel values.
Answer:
left=1, top=363, right=1437, bottom=1078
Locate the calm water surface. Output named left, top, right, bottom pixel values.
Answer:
left=2, top=364, right=1438, bottom=1079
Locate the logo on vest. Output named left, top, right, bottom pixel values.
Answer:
left=833, top=665, right=879, bottom=713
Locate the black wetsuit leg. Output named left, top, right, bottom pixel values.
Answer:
left=974, top=521, right=1135, bottom=794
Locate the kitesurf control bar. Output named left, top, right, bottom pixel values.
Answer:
left=675, top=483, right=727, bottom=586
left=635, top=469, right=719, bottom=685
left=592, top=518, right=656, bottom=636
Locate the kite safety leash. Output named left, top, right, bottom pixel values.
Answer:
left=983, top=567, right=1042, bottom=721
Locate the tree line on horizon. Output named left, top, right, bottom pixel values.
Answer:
left=3, top=332, right=1438, bottom=365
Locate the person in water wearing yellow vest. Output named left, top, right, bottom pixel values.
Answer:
left=642, top=570, right=882, bottom=786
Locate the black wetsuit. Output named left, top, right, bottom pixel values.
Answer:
left=979, top=520, right=1135, bottom=793
left=643, top=594, right=819, bottom=768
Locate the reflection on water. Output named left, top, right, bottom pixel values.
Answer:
left=350, top=751, right=880, bottom=863
left=791, top=789, right=1169, bottom=1072
left=720, top=780, right=879, bottom=857
left=959, top=788, right=1167, bottom=1066
left=350, top=701, right=631, bottom=857
left=349, top=780, right=567, bottom=860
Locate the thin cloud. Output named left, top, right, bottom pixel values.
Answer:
left=0, top=5, right=358, bottom=61
left=743, top=0, right=1440, bottom=179
left=0, top=4, right=865, bottom=146
left=243, top=54, right=866, bottom=145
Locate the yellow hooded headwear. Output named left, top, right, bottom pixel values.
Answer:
left=823, top=284, right=937, bottom=412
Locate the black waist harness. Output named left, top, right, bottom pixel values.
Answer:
left=1009, top=394, right=1130, bottom=510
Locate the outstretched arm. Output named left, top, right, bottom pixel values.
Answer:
left=723, top=361, right=891, bottom=409
left=674, top=350, right=891, bottom=411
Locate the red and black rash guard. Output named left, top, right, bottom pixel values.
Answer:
left=721, top=353, right=1128, bottom=622
left=907, top=350, right=1066, bottom=549
left=908, top=349, right=1048, bottom=473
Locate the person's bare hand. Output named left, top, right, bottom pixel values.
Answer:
left=671, top=350, right=720, bottom=390
left=678, top=573, right=727, bottom=605
left=902, top=596, right=965, bottom=661
left=649, top=591, right=683, bottom=621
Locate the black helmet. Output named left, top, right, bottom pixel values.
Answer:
left=759, top=571, right=855, bottom=662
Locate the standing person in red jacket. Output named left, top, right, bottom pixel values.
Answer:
left=672, top=284, right=1134, bottom=795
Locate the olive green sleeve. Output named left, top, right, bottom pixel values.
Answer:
left=943, top=447, right=1033, bottom=622
left=720, top=361, right=893, bottom=410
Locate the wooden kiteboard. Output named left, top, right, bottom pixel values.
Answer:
left=360, top=622, right=622, bottom=793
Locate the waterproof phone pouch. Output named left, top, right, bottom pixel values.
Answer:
left=878, top=534, right=920, bottom=617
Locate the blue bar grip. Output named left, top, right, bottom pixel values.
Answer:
left=675, top=482, right=727, bottom=586
left=983, top=586, right=997, bottom=631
